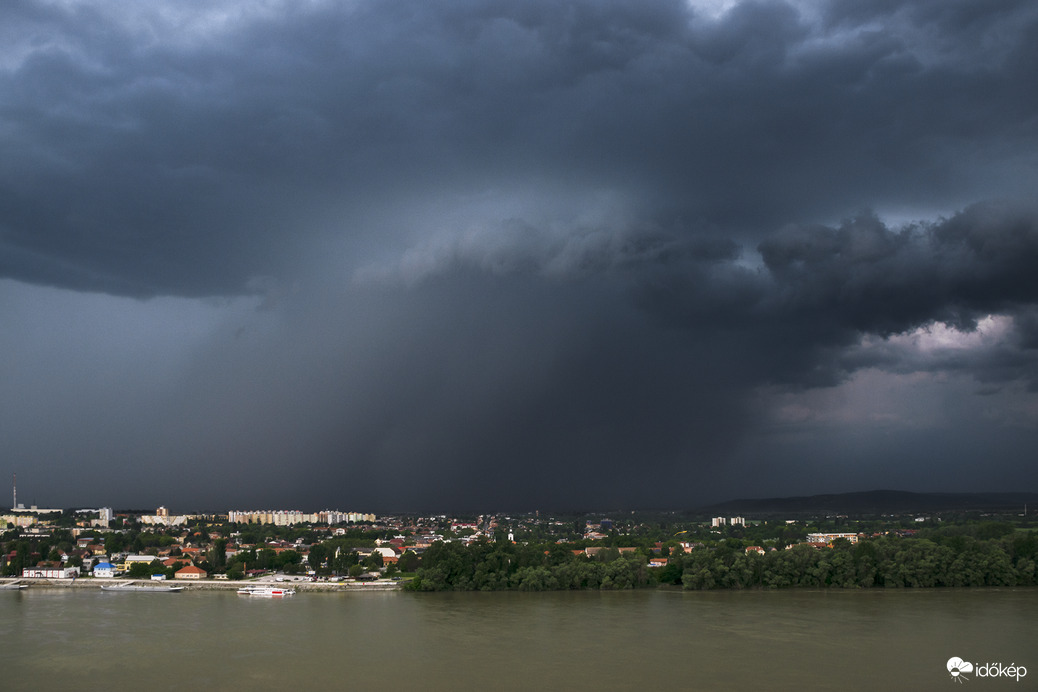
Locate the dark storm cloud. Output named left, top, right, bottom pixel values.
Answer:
left=753, top=202, right=1038, bottom=384
left=145, top=269, right=759, bottom=510
left=760, top=202, right=1038, bottom=331
left=633, top=201, right=1038, bottom=393
left=3, top=0, right=1037, bottom=296
left=139, top=200, right=1038, bottom=510
left=512, top=200, right=1038, bottom=395
left=3, top=0, right=1038, bottom=509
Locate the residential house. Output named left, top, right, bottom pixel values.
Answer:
left=805, top=533, right=859, bottom=545
left=175, top=565, right=207, bottom=580
left=93, top=562, right=117, bottom=578
left=374, top=546, right=399, bottom=564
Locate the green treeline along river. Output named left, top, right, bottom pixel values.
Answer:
left=2, top=588, right=1034, bottom=691
left=408, top=530, right=1038, bottom=591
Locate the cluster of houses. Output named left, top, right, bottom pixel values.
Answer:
left=6, top=505, right=900, bottom=582
left=15, top=535, right=215, bottom=581
left=8, top=510, right=450, bottom=581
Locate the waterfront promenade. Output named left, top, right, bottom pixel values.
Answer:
left=0, top=576, right=402, bottom=592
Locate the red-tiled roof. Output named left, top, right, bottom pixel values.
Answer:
left=175, top=565, right=207, bottom=575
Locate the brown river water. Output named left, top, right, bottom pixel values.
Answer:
left=2, top=587, right=1034, bottom=690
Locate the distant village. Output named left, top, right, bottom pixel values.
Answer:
left=6, top=471, right=1034, bottom=591
left=4, top=504, right=387, bottom=582
left=2, top=498, right=938, bottom=584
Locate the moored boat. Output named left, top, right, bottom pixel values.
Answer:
left=101, top=583, right=184, bottom=592
left=237, top=586, right=295, bottom=597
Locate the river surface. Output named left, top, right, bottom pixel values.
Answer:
left=2, top=587, right=1034, bottom=690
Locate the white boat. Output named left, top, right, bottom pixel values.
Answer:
left=237, top=586, right=295, bottom=597
left=101, top=584, right=184, bottom=592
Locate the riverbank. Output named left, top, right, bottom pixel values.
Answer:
left=0, top=576, right=403, bottom=592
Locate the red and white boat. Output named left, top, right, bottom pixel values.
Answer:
left=237, top=586, right=295, bottom=597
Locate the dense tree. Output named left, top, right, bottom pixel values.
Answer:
left=397, top=550, right=419, bottom=573
left=127, top=560, right=163, bottom=578
left=104, top=532, right=128, bottom=554
left=331, top=548, right=360, bottom=575
left=407, top=540, right=654, bottom=592
left=362, top=551, right=383, bottom=571
left=308, top=543, right=329, bottom=573
left=208, top=538, right=227, bottom=572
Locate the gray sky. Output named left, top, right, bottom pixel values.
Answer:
left=3, top=0, right=1038, bottom=512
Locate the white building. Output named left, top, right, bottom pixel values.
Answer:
left=806, top=532, right=859, bottom=545
left=94, top=507, right=114, bottom=528
left=0, top=514, right=37, bottom=528
left=138, top=506, right=188, bottom=526
left=23, top=566, right=80, bottom=579
left=93, top=562, right=117, bottom=578
left=228, top=509, right=376, bottom=526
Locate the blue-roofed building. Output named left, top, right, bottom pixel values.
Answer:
left=93, top=562, right=117, bottom=578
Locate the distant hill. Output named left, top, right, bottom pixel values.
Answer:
left=697, top=490, right=1038, bottom=516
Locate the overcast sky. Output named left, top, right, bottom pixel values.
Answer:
left=3, top=0, right=1038, bottom=513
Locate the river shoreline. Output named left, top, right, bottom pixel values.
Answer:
left=0, top=576, right=402, bottom=592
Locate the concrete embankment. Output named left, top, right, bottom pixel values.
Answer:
left=0, top=577, right=403, bottom=592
